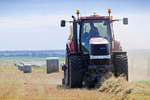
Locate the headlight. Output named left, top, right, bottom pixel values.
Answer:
left=90, top=55, right=110, bottom=59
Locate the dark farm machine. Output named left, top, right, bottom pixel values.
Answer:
left=61, top=9, right=128, bottom=88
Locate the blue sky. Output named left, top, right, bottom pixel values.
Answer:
left=0, top=0, right=150, bottom=50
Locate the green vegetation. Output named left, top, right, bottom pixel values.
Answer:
left=0, top=57, right=65, bottom=62
left=33, top=67, right=46, bottom=72
left=59, top=60, right=65, bottom=65
left=0, top=50, right=65, bottom=62
left=0, top=57, right=46, bottom=62
left=0, top=50, right=65, bottom=57
left=136, top=81, right=150, bottom=88
left=0, top=66, right=17, bottom=69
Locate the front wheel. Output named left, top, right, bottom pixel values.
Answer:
left=114, top=54, right=128, bottom=80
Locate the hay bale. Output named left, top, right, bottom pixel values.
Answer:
left=46, top=57, right=59, bottom=74
left=23, top=64, right=32, bottom=73
left=17, top=64, right=21, bottom=69
left=13, top=61, right=17, bottom=66
left=20, top=65, right=23, bottom=71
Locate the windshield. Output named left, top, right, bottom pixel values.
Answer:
left=80, top=19, right=111, bottom=51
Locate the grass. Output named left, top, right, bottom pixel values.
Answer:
left=0, top=66, right=17, bottom=69
left=33, top=67, right=46, bottom=72
left=0, top=57, right=65, bottom=62
left=0, top=66, right=113, bottom=100
left=33, top=67, right=63, bottom=72
left=135, top=81, right=150, bottom=88
left=99, top=75, right=150, bottom=100
left=59, top=61, right=65, bottom=65
left=1, top=61, right=150, bottom=100
left=0, top=57, right=46, bottom=62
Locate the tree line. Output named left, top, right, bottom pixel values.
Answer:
left=0, top=50, right=65, bottom=58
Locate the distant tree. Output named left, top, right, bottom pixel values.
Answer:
left=31, top=52, right=37, bottom=57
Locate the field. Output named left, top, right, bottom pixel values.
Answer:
left=0, top=61, right=113, bottom=100
left=0, top=50, right=150, bottom=100
left=0, top=61, right=150, bottom=100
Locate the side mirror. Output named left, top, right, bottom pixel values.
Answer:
left=123, top=18, right=128, bottom=25
left=61, top=20, right=66, bottom=27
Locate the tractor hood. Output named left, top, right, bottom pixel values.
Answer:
left=89, top=37, right=110, bottom=61
left=90, top=37, right=109, bottom=45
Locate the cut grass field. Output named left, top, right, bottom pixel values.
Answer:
left=0, top=61, right=150, bottom=100
left=0, top=61, right=112, bottom=100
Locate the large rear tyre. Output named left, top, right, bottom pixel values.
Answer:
left=114, top=54, right=128, bottom=80
left=62, top=78, right=65, bottom=85
left=69, top=56, right=83, bottom=88
left=63, top=47, right=70, bottom=86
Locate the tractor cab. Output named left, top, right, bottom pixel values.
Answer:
left=80, top=16, right=112, bottom=52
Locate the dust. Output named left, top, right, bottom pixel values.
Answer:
left=127, top=50, right=150, bottom=82
left=129, top=66, right=150, bottom=81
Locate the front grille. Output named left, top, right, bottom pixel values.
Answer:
left=90, top=44, right=109, bottom=55
left=90, top=59, right=110, bottom=65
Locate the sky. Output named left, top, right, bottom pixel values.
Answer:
left=0, top=0, right=150, bottom=50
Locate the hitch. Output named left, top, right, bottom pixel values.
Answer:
left=61, top=64, right=66, bottom=71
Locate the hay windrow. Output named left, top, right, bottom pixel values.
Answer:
left=99, top=75, right=150, bottom=100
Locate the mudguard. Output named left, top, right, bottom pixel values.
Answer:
left=114, top=39, right=121, bottom=51
left=113, top=51, right=127, bottom=61
left=66, top=40, right=74, bottom=52
left=113, top=51, right=127, bottom=55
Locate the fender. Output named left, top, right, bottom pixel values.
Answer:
left=113, top=51, right=127, bottom=55
left=66, top=40, right=74, bottom=52
left=114, top=39, right=121, bottom=51
left=113, top=51, right=127, bottom=62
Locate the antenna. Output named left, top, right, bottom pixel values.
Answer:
left=93, top=12, right=97, bottom=15
left=84, top=0, right=86, bottom=16
left=108, top=8, right=111, bottom=20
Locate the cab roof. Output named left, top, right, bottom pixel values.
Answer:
left=80, top=15, right=112, bottom=20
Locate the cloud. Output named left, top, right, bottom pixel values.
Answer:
left=0, top=14, right=72, bottom=50
left=0, top=12, right=149, bottom=50
left=0, top=14, right=71, bottom=30
left=113, top=12, right=150, bottom=49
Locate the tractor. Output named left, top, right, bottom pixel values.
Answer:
left=61, top=9, right=128, bottom=88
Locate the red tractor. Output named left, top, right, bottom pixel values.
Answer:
left=61, top=9, right=128, bottom=88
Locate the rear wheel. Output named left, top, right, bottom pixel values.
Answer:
left=62, top=78, right=65, bottom=85
left=69, top=56, right=83, bottom=88
left=64, top=48, right=70, bottom=86
left=114, top=54, right=128, bottom=80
